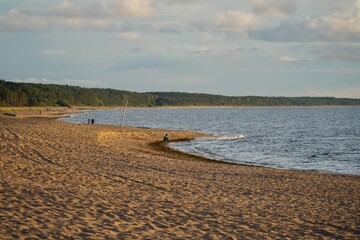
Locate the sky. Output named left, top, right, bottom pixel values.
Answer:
left=1, top=0, right=360, bottom=98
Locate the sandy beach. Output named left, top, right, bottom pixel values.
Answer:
left=0, top=111, right=359, bottom=239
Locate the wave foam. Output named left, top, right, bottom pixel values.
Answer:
left=217, top=135, right=245, bottom=141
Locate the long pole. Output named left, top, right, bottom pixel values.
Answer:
left=120, top=100, right=128, bottom=127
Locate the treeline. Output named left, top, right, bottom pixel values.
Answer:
left=0, top=80, right=156, bottom=107
left=150, top=92, right=360, bottom=107
left=1, top=80, right=360, bottom=107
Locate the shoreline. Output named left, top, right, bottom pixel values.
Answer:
left=1, top=104, right=358, bottom=114
left=2, top=106, right=358, bottom=176
left=162, top=140, right=360, bottom=177
left=61, top=107, right=360, bottom=177
left=2, top=106, right=357, bottom=176
left=1, top=110, right=359, bottom=239
left=78, top=104, right=360, bottom=110
left=0, top=106, right=81, bottom=119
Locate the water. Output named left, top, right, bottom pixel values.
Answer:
left=61, top=107, right=360, bottom=175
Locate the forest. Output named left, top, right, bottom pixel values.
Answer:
left=1, top=80, right=360, bottom=107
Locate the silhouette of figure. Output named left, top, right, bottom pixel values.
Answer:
left=163, top=133, right=169, bottom=142
left=91, top=118, right=94, bottom=124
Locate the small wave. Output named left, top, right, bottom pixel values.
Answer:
left=191, top=147, right=225, bottom=160
left=216, top=135, right=246, bottom=141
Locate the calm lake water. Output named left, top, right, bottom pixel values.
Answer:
left=61, top=107, right=360, bottom=175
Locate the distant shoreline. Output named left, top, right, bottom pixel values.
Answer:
left=1, top=104, right=358, bottom=116
left=2, top=80, right=360, bottom=109
left=0, top=105, right=360, bottom=113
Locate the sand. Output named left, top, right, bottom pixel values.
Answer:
left=0, top=111, right=359, bottom=239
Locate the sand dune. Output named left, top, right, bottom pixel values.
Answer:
left=0, top=116, right=359, bottom=239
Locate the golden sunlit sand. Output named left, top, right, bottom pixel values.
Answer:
left=0, top=110, right=359, bottom=239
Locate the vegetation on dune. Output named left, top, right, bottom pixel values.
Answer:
left=1, top=79, right=359, bottom=107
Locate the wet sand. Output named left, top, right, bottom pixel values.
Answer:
left=0, top=114, right=359, bottom=239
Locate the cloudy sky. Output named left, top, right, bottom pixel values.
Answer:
left=1, top=0, right=360, bottom=98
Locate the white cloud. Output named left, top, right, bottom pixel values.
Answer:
left=0, top=0, right=155, bottom=32
left=279, top=56, right=297, bottom=62
left=313, top=44, right=360, bottom=62
left=301, top=88, right=360, bottom=99
left=63, top=79, right=106, bottom=87
left=11, top=77, right=54, bottom=84
left=250, top=0, right=360, bottom=42
left=119, top=0, right=154, bottom=18
left=323, top=0, right=357, bottom=12
left=317, top=5, right=360, bottom=34
left=227, top=46, right=242, bottom=53
left=164, top=0, right=198, bottom=5
left=278, top=55, right=313, bottom=62
left=251, top=0, right=297, bottom=17
left=139, top=21, right=185, bottom=34
left=49, top=0, right=154, bottom=19
left=215, top=11, right=259, bottom=30
left=9, top=77, right=106, bottom=88
left=0, top=9, right=48, bottom=32
left=38, top=49, right=69, bottom=56
left=56, top=18, right=115, bottom=30
left=186, top=45, right=211, bottom=55
left=203, top=32, right=224, bottom=42
left=117, top=32, right=142, bottom=41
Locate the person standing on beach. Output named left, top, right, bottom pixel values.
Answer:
left=91, top=118, right=94, bottom=124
